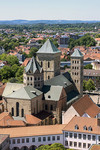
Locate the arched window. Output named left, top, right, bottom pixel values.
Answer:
left=11, top=107, right=14, bottom=116
left=48, top=76, right=50, bottom=79
left=48, top=62, right=50, bottom=68
left=21, top=109, right=24, bottom=117
left=16, top=102, right=19, bottom=117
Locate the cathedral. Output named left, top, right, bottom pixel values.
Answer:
left=2, top=39, right=83, bottom=124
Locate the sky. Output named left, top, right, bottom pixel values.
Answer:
left=0, top=0, right=100, bottom=20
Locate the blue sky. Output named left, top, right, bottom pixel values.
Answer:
left=0, top=0, right=100, bottom=20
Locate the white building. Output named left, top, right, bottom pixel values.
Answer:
left=0, top=116, right=100, bottom=150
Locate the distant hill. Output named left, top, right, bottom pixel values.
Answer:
left=0, top=20, right=100, bottom=25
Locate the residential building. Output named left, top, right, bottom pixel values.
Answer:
left=62, top=94, right=100, bottom=124
left=0, top=134, right=9, bottom=150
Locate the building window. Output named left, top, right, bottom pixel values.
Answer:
left=69, top=141, right=72, bottom=146
left=48, top=62, right=50, bottom=68
left=75, top=125, right=79, bottom=130
left=65, top=141, right=68, bottom=146
left=12, top=139, right=15, bottom=144
left=48, top=137, right=50, bottom=141
left=22, top=139, right=25, bottom=143
left=77, top=67, right=79, bottom=69
left=78, top=142, right=81, bottom=148
left=57, top=136, right=60, bottom=140
left=72, top=61, right=74, bottom=63
left=17, top=139, right=20, bottom=143
left=50, top=105, right=53, bottom=110
left=38, top=84, right=40, bottom=87
left=43, top=137, right=46, bottom=141
left=65, top=132, right=68, bottom=137
left=52, top=136, right=55, bottom=141
left=88, top=144, right=91, bottom=148
left=69, top=133, right=73, bottom=138
left=35, top=77, right=36, bottom=80
left=98, top=136, right=100, bottom=141
left=88, top=135, right=91, bottom=140
left=16, top=102, right=19, bottom=116
left=11, top=107, right=14, bottom=116
left=74, top=142, right=77, bottom=147
left=74, top=133, right=77, bottom=139
left=78, top=134, right=82, bottom=139
left=38, top=137, right=41, bottom=142
left=48, top=76, right=50, bottom=79
left=48, top=95, right=51, bottom=99
left=83, top=134, right=86, bottom=140
left=83, top=126, right=87, bottom=130
left=77, top=61, right=79, bottom=64
left=21, top=109, right=24, bottom=117
left=32, top=138, right=35, bottom=142
left=45, top=104, right=48, bottom=110
left=88, top=126, right=92, bottom=131
left=83, top=143, right=86, bottom=148
left=92, top=135, right=96, bottom=141
left=27, top=77, right=29, bottom=80
left=38, top=77, right=40, bottom=80
left=26, top=138, right=29, bottom=143
left=31, top=77, right=32, bottom=80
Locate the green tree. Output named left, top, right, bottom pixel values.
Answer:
left=15, top=66, right=24, bottom=83
left=0, top=66, right=12, bottom=80
left=29, top=47, right=38, bottom=57
left=6, top=55, right=19, bottom=66
left=11, top=64, right=20, bottom=76
left=86, top=79, right=95, bottom=92
left=84, top=64, right=93, bottom=69
left=83, top=80, right=87, bottom=91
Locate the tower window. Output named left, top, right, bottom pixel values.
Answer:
left=48, top=76, right=50, bottom=79
left=16, top=102, right=19, bottom=117
left=48, top=62, right=50, bottom=68
left=48, top=95, right=51, bottom=98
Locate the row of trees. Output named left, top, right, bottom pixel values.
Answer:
left=68, top=34, right=96, bottom=49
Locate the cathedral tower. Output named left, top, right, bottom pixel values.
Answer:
left=71, top=48, right=83, bottom=96
left=23, top=57, right=44, bottom=90
left=36, top=39, right=61, bottom=81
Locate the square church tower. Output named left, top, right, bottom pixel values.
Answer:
left=37, top=39, right=61, bottom=81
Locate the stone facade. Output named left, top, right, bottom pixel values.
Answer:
left=3, top=94, right=43, bottom=117
left=37, top=53, right=60, bottom=81
left=71, top=55, right=83, bottom=96
left=23, top=71, right=44, bottom=90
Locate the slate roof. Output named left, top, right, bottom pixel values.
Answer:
left=71, top=48, right=83, bottom=57
left=2, top=83, right=25, bottom=97
left=37, top=39, right=61, bottom=54
left=5, top=85, right=42, bottom=100
left=44, top=72, right=72, bottom=88
left=25, top=56, right=42, bottom=73
left=42, top=85, right=63, bottom=101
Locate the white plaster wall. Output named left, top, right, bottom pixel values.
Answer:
left=63, top=131, right=97, bottom=150
left=62, top=106, right=80, bottom=124
left=10, top=134, right=63, bottom=150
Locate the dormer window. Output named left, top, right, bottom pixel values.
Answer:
left=75, top=125, right=79, bottom=130
left=88, top=126, right=92, bottom=131
left=48, top=95, right=51, bottom=98
left=83, top=126, right=87, bottom=130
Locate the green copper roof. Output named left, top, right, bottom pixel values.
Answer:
left=71, top=48, right=83, bottom=57
left=25, top=57, right=42, bottom=73
left=37, top=39, right=61, bottom=54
